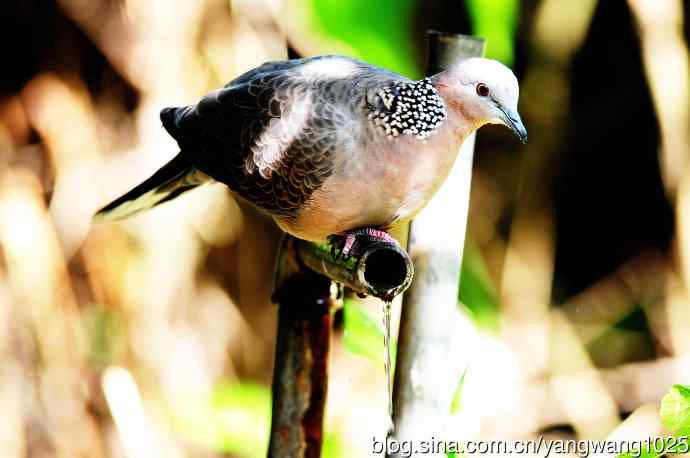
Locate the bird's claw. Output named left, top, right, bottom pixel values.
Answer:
left=328, top=228, right=398, bottom=261
left=328, top=234, right=354, bottom=261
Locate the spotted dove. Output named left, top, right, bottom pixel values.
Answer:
left=95, top=55, right=526, bottom=249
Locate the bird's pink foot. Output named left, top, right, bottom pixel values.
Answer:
left=329, top=228, right=398, bottom=260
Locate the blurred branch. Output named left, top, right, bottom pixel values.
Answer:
left=602, top=403, right=665, bottom=451
left=57, top=0, right=207, bottom=94
left=627, top=0, right=690, bottom=315
left=628, top=0, right=690, bottom=352
left=548, top=311, right=620, bottom=439
left=560, top=251, right=667, bottom=348
left=495, top=0, right=598, bottom=392
left=482, top=356, right=690, bottom=437
left=0, top=170, right=105, bottom=457
left=627, top=0, right=690, bottom=195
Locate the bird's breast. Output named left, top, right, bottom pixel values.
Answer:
left=276, top=125, right=461, bottom=242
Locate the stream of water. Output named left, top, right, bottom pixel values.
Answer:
left=382, top=299, right=394, bottom=437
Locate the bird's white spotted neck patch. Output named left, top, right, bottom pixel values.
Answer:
left=369, top=78, right=447, bottom=140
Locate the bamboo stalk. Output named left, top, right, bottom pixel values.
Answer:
left=295, top=238, right=413, bottom=301
left=268, top=235, right=414, bottom=457
left=392, top=32, right=486, bottom=448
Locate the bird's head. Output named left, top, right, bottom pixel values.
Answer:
left=435, top=57, right=527, bottom=143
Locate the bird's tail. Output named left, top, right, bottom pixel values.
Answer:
left=94, top=152, right=206, bottom=222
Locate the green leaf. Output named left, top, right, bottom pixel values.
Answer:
left=169, top=380, right=344, bottom=457
left=617, top=448, right=657, bottom=458
left=660, top=385, right=690, bottom=432
left=450, top=369, right=468, bottom=414
left=343, top=298, right=396, bottom=365
left=168, top=381, right=271, bottom=457
left=459, top=242, right=500, bottom=331
left=447, top=371, right=469, bottom=457
left=617, top=437, right=690, bottom=458
left=81, top=305, right=126, bottom=366
left=322, top=431, right=344, bottom=458
left=616, top=385, right=690, bottom=458
left=466, top=0, right=519, bottom=65
left=292, top=0, right=419, bottom=78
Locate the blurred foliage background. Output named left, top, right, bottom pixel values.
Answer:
left=1, top=0, right=690, bottom=456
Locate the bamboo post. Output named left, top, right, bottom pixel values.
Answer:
left=268, top=236, right=414, bottom=457
left=392, top=32, right=486, bottom=449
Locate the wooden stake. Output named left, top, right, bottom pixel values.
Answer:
left=268, top=235, right=414, bottom=457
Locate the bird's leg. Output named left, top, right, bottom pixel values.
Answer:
left=328, top=227, right=399, bottom=260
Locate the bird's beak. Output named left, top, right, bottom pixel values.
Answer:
left=499, top=106, right=528, bottom=144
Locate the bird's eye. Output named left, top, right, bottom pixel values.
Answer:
left=476, top=83, right=490, bottom=97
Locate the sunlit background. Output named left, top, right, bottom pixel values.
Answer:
left=1, top=0, right=690, bottom=456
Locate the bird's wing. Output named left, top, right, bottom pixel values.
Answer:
left=161, top=57, right=356, bottom=217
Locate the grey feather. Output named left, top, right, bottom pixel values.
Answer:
left=98, top=55, right=449, bottom=222
left=160, top=55, right=445, bottom=218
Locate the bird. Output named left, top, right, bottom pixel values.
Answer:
left=94, top=55, right=526, bottom=256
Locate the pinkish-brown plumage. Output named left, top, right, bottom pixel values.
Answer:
left=95, top=55, right=526, bottom=244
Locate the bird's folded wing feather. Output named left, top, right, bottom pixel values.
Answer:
left=161, top=59, right=342, bottom=217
